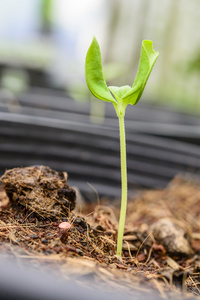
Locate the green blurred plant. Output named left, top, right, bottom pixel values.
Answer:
left=85, top=37, right=159, bottom=257
left=186, top=51, right=200, bottom=74
left=40, top=0, right=53, bottom=34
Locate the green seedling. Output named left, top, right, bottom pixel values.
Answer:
left=85, top=37, right=159, bottom=257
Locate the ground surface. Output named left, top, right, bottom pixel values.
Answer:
left=0, top=166, right=200, bottom=299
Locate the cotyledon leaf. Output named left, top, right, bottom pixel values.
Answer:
left=85, top=37, right=117, bottom=104
left=122, top=40, right=159, bottom=106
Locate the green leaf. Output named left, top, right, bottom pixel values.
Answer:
left=108, top=85, right=132, bottom=101
left=122, top=40, right=159, bottom=106
left=85, top=37, right=117, bottom=104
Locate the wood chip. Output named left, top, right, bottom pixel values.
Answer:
left=166, top=257, right=181, bottom=269
left=123, top=235, right=137, bottom=241
left=122, top=243, right=138, bottom=251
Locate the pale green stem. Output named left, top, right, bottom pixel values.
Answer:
left=116, top=113, right=127, bottom=257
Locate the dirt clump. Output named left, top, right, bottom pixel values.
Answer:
left=1, top=165, right=76, bottom=219
left=151, top=218, right=194, bottom=257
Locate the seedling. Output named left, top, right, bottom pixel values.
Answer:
left=85, top=37, right=159, bottom=257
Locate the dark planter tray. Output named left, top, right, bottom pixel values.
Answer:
left=1, top=87, right=200, bottom=144
left=0, top=111, right=200, bottom=199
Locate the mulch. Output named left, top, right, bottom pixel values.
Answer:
left=0, top=166, right=200, bottom=299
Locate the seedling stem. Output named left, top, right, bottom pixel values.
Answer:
left=117, top=112, right=127, bottom=256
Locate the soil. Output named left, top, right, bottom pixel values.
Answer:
left=0, top=165, right=200, bottom=299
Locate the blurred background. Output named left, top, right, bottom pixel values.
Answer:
left=0, top=0, right=200, bottom=199
left=0, top=0, right=199, bottom=111
left=0, top=2, right=200, bottom=297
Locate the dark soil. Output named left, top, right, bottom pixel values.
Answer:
left=0, top=166, right=200, bottom=299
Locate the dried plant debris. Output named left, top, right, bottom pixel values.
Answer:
left=1, top=171, right=200, bottom=298
left=0, top=166, right=76, bottom=219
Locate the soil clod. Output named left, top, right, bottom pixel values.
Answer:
left=151, top=218, right=194, bottom=257
left=0, top=165, right=76, bottom=219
